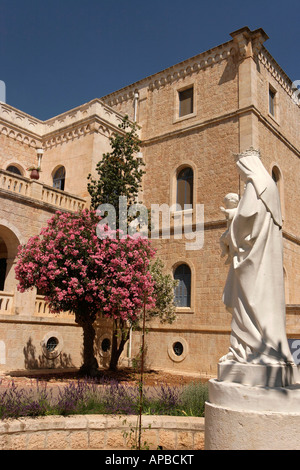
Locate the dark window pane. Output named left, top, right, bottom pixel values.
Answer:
left=6, top=165, right=22, bottom=176
left=179, top=88, right=193, bottom=117
left=0, top=258, right=7, bottom=291
left=53, top=167, right=65, bottom=190
left=173, top=342, right=184, bottom=356
left=46, top=337, right=59, bottom=352
left=174, top=264, right=191, bottom=307
left=101, top=338, right=111, bottom=352
left=177, top=167, right=193, bottom=209
left=269, top=89, right=275, bottom=115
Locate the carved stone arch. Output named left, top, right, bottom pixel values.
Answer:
left=5, top=160, right=25, bottom=176
left=170, top=160, right=197, bottom=210
left=52, top=164, right=66, bottom=191
left=0, top=222, right=23, bottom=292
left=172, top=258, right=195, bottom=312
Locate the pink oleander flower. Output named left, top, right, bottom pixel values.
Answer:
left=15, top=208, right=156, bottom=321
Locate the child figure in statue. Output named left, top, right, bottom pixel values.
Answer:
left=219, top=192, right=239, bottom=264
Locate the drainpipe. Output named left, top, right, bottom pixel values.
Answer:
left=133, top=91, right=139, bottom=122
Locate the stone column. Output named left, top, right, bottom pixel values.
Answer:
left=230, top=27, right=268, bottom=152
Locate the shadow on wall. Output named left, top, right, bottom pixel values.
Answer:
left=23, top=337, right=74, bottom=370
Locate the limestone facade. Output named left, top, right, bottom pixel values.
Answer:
left=0, top=27, right=299, bottom=376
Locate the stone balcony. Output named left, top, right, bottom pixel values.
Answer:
left=0, top=291, right=13, bottom=313
left=0, top=290, right=73, bottom=320
left=0, top=169, right=86, bottom=212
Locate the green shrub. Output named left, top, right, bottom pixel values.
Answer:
left=179, top=381, right=208, bottom=417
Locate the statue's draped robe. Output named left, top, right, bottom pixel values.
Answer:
left=223, top=154, right=293, bottom=364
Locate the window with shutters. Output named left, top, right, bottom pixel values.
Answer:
left=179, top=87, right=194, bottom=117
left=174, top=264, right=191, bottom=308
left=176, top=167, right=193, bottom=210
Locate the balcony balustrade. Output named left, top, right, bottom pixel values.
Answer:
left=0, top=169, right=86, bottom=212
left=0, top=291, right=13, bottom=313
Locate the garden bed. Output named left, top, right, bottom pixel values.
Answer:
left=0, top=369, right=208, bottom=420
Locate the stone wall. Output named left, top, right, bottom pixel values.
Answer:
left=0, top=414, right=205, bottom=450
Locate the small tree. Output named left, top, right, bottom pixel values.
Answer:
left=148, top=258, right=178, bottom=324
left=87, top=115, right=177, bottom=370
left=15, top=209, right=156, bottom=375
left=87, top=115, right=145, bottom=227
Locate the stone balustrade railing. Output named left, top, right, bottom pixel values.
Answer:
left=34, top=295, right=72, bottom=318
left=35, top=295, right=51, bottom=315
left=0, top=169, right=86, bottom=212
left=0, top=291, right=74, bottom=318
left=0, top=291, right=13, bottom=313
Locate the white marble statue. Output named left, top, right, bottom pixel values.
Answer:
left=220, top=193, right=240, bottom=264
left=220, top=148, right=293, bottom=365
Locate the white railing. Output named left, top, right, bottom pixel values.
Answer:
left=0, top=291, right=13, bottom=313
left=0, top=169, right=86, bottom=212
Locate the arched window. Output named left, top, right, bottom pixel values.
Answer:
left=176, top=167, right=193, bottom=210
left=272, top=166, right=280, bottom=185
left=6, top=165, right=22, bottom=176
left=174, top=264, right=191, bottom=307
left=271, top=164, right=284, bottom=221
left=53, top=166, right=65, bottom=191
left=0, top=236, right=8, bottom=292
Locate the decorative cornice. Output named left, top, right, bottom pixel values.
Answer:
left=0, top=121, right=42, bottom=148
left=258, top=47, right=299, bottom=105
left=147, top=44, right=235, bottom=91
left=0, top=99, right=128, bottom=150
left=42, top=115, right=128, bottom=149
left=102, top=41, right=237, bottom=105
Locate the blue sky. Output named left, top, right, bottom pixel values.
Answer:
left=1, top=0, right=299, bottom=120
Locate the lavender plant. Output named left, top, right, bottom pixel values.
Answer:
left=0, top=378, right=208, bottom=419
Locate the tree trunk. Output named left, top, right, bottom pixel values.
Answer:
left=75, top=308, right=99, bottom=377
left=109, top=319, right=130, bottom=371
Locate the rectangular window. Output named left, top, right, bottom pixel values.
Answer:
left=269, top=87, right=276, bottom=116
left=179, top=87, right=194, bottom=117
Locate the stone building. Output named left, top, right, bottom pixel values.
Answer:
left=0, top=26, right=299, bottom=376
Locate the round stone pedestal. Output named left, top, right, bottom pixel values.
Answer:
left=205, top=379, right=300, bottom=450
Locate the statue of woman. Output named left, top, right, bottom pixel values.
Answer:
left=220, top=148, right=293, bottom=365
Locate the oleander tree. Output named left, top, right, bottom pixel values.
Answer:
left=15, top=209, right=156, bottom=375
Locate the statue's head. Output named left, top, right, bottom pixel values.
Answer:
left=233, top=148, right=262, bottom=182
left=233, top=147, right=261, bottom=162
left=224, top=193, right=239, bottom=208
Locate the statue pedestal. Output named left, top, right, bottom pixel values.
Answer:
left=218, top=361, right=300, bottom=387
left=205, top=362, right=300, bottom=450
